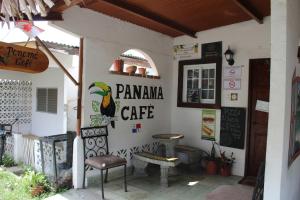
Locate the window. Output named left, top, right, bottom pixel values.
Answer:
left=37, top=88, right=58, bottom=113
left=177, top=58, right=221, bottom=109
left=183, top=64, right=216, bottom=104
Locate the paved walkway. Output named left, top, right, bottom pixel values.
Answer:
left=46, top=167, right=241, bottom=200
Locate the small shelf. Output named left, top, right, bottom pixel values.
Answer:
left=109, top=71, right=160, bottom=79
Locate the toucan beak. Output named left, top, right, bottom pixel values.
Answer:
left=89, top=82, right=109, bottom=96
left=88, top=83, right=95, bottom=90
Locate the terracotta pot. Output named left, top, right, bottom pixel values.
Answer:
left=220, top=165, right=232, bottom=176
left=113, top=59, right=124, bottom=72
left=206, top=160, right=218, bottom=175
left=31, top=185, right=45, bottom=197
left=138, top=67, right=146, bottom=76
left=126, top=65, right=137, bottom=75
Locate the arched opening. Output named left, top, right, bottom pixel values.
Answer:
left=110, top=49, right=159, bottom=77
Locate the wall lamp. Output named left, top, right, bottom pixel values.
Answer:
left=224, top=46, right=235, bottom=66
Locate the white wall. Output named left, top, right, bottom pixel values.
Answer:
left=30, top=51, right=74, bottom=137
left=265, top=0, right=300, bottom=200
left=54, top=6, right=173, bottom=163
left=171, top=18, right=270, bottom=176
left=31, top=67, right=65, bottom=136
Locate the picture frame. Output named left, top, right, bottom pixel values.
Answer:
left=177, top=58, right=222, bottom=108
left=288, top=74, right=300, bottom=165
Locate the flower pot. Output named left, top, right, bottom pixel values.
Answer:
left=138, top=67, right=146, bottom=76
left=126, top=65, right=137, bottom=75
left=113, top=59, right=124, bottom=73
left=220, top=165, right=232, bottom=176
left=206, top=160, right=218, bottom=175
left=31, top=185, right=45, bottom=197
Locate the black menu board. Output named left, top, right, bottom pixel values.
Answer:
left=220, top=107, right=246, bottom=149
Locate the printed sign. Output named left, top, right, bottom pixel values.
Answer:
left=223, top=79, right=241, bottom=90
left=223, top=66, right=242, bottom=79
left=201, top=109, right=216, bottom=141
left=173, top=43, right=198, bottom=59
left=0, top=41, right=48, bottom=73
left=255, top=100, right=269, bottom=112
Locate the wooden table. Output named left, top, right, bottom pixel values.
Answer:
left=152, top=133, right=184, bottom=157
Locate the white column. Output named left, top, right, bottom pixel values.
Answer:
left=73, top=136, right=84, bottom=189
left=13, top=134, right=23, bottom=163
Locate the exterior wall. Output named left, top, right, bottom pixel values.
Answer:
left=265, top=0, right=300, bottom=199
left=171, top=18, right=270, bottom=176
left=31, top=51, right=73, bottom=137
left=31, top=67, right=65, bottom=136
left=54, top=7, right=173, bottom=166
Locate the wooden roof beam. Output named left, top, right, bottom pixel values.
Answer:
left=232, top=0, right=263, bottom=24
left=98, top=0, right=197, bottom=38
left=51, top=0, right=86, bottom=13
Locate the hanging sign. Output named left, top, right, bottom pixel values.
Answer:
left=0, top=41, right=49, bottom=73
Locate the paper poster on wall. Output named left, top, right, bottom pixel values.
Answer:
left=255, top=100, right=269, bottom=112
left=201, top=109, right=216, bottom=141
left=223, top=79, right=241, bottom=90
left=173, top=43, right=198, bottom=59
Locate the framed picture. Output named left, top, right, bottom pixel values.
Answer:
left=289, top=74, right=300, bottom=165
left=177, top=58, right=222, bottom=108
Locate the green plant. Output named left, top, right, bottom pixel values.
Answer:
left=22, top=169, right=51, bottom=197
left=214, top=142, right=235, bottom=167
left=2, top=154, right=15, bottom=167
left=207, top=141, right=217, bottom=161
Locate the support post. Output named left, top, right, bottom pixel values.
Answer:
left=73, top=38, right=84, bottom=189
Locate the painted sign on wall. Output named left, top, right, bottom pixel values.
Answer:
left=89, top=82, right=164, bottom=128
left=0, top=41, right=49, bottom=73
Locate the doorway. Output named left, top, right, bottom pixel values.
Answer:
left=240, top=58, right=270, bottom=186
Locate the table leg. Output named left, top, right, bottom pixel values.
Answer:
left=160, top=166, right=169, bottom=187
left=132, top=158, right=148, bottom=176
left=165, top=140, right=179, bottom=157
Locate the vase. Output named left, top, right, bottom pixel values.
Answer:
left=31, top=185, right=45, bottom=197
left=138, top=67, right=146, bottom=76
left=113, top=59, right=124, bottom=73
left=206, top=160, right=217, bottom=175
left=220, top=165, right=232, bottom=176
left=126, top=65, right=137, bottom=75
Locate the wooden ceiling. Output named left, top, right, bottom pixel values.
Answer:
left=52, top=0, right=270, bottom=38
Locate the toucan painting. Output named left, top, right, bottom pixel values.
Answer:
left=89, top=82, right=116, bottom=128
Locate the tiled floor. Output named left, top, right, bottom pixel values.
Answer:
left=46, top=166, right=242, bottom=200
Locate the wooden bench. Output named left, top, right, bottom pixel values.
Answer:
left=133, top=152, right=180, bottom=187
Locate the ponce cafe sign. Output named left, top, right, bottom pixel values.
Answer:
left=0, top=41, right=49, bottom=73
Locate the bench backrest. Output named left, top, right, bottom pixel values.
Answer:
left=81, top=126, right=109, bottom=160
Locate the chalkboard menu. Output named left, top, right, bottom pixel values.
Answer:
left=220, top=107, right=246, bottom=149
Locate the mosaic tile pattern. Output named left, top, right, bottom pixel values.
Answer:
left=0, top=80, right=32, bottom=125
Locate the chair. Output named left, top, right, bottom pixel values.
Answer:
left=81, top=126, right=127, bottom=199
left=252, top=161, right=265, bottom=200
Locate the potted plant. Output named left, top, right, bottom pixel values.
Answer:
left=22, top=169, right=51, bottom=197
left=206, top=142, right=218, bottom=175
left=215, top=142, right=235, bottom=176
